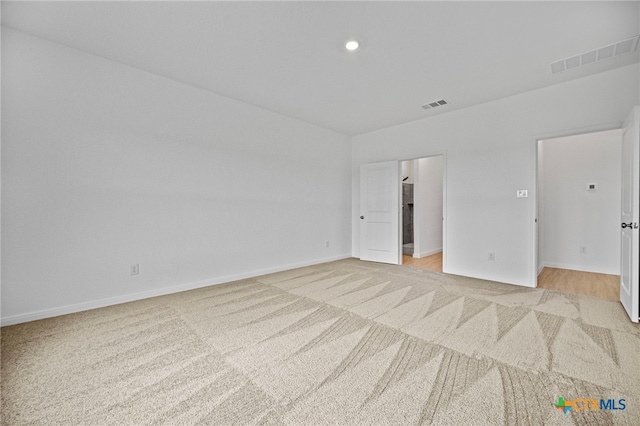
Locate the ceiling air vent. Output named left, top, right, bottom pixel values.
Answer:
left=551, top=35, right=639, bottom=74
left=421, top=99, right=448, bottom=110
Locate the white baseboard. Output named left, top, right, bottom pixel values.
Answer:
left=413, top=248, right=442, bottom=259
left=1, top=253, right=352, bottom=327
left=542, top=262, right=620, bottom=275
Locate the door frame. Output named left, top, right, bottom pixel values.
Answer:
left=399, top=152, right=448, bottom=272
left=532, top=122, right=625, bottom=287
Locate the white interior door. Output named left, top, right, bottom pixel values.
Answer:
left=359, top=161, right=400, bottom=264
left=620, top=106, right=639, bottom=323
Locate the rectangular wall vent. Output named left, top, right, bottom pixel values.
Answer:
left=421, top=99, right=448, bottom=110
left=551, top=35, right=639, bottom=74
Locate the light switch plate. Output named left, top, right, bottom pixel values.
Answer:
left=516, top=190, right=528, bottom=198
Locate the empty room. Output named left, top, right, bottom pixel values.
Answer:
left=2, top=1, right=639, bottom=425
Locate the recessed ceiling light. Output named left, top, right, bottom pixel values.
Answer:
left=345, top=40, right=359, bottom=51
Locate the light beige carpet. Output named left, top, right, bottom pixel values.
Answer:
left=2, top=258, right=639, bottom=425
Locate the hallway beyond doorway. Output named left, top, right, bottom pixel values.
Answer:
left=402, top=252, right=442, bottom=273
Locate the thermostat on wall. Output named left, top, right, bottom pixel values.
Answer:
left=587, top=183, right=598, bottom=191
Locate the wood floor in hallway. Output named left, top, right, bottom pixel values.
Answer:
left=402, top=251, right=442, bottom=273
left=402, top=252, right=619, bottom=301
left=537, top=267, right=619, bottom=301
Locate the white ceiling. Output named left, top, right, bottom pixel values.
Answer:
left=2, top=1, right=639, bottom=136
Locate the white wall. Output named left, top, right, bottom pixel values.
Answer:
left=540, top=130, right=622, bottom=274
left=401, top=160, right=415, bottom=184
left=352, top=63, right=639, bottom=287
left=1, top=28, right=352, bottom=324
left=414, top=156, right=443, bottom=257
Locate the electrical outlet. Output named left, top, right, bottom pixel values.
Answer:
left=488, top=252, right=495, bottom=261
left=130, top=264, right=139, bottom=275
left=580, top=246, right=587, bottom=254
left=325, top=240, right=330, bottom=248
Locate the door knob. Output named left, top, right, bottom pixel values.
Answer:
left=360, top=216, right=364, bottom=219
left=621, top=222, right=638, bottom=229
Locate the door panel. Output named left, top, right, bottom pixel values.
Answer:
left=365, top=222, right=392, bottom=251
left=360, top=161, right=400, bottom=264
left=620, top=107, right=639, bottom=323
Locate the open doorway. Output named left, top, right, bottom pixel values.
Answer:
left=536, top=128, right=622, bottom=300
left=401, top=156, right=444, bottom=272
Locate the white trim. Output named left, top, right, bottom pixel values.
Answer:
left=542, top=262, right=620, bottom=276
left=442, top=152, right=448, bottom=273
left=532, top=134, right=539, bottom=288
left=0, top=254, right=352, bottom=326
left=413, top=248, right=442, bottom=259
